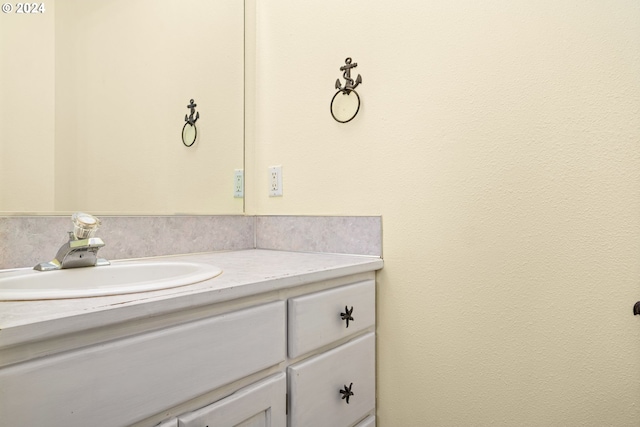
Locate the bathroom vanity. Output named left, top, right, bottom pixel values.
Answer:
left=0, top=249, right=382, bottom=427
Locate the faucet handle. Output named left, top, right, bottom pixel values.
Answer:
left=71, top=212, right=101, bottom=239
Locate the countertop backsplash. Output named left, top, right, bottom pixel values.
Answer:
left=0, top=215, right=381, bottom=269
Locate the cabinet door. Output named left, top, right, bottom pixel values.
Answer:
left=177, top=373, right=286, bottom=427
left=288, top=333, right=375, bottom=427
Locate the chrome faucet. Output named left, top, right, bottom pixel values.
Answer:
left=34, top=212, right=110, bottom=271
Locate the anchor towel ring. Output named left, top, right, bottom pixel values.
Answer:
left=182, top=99, right=200, bottom=147
left=331, top=57, right=362, bottom=123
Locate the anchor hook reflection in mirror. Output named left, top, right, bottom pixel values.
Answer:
left=331, top=57, right=362, bottom=123
left=182, top=98, right=200, bottom=147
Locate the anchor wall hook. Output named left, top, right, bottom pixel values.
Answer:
left=182, top=98, right=200, bottom=147
left=331, top=57, right=363, bottom=123
left=335, top=57, right=362, bottom=94
left=185, top=99, right=200, bottom=125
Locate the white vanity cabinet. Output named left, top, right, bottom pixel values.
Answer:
left=0, top=252, right=381, bottom=427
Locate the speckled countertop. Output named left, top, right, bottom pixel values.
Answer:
left=0, top=249, right=383, bottom=349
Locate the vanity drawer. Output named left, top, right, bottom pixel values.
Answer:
left=288, top=332, right=375, bottom=427
left=0, top=301, right=286, bottom=427
left=288, top=280, right=375, bottom=358
left=177, top=372, right=286, bottom=427
left=356, top=415, right=376, bottom=427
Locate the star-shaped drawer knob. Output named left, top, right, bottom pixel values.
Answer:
left=339, top=382, right=354, bottom=404
left=340, top=306, right=354, bottom=328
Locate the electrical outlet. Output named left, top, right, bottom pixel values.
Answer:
left=234, top=169, right=244, bottom=198
left=269, top=165, right=283, bottom=197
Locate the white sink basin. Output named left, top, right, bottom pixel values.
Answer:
left=0, top=261, right=223, bottom=301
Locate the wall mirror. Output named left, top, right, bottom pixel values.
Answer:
left=0, top=0, right=245, bottom=215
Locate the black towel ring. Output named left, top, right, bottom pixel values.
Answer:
left=182, top=98, right=199, bottom=147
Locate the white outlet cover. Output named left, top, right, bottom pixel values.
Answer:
left=269, top=166, right=283, bottom=197
left=234, top=169, right=244, bottom=198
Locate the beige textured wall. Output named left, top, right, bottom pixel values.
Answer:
left=248, top=1, right=640, bottom=425
left=0, top=3, right=55, bottom=212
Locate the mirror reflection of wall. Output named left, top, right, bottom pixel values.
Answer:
left=0, top=0, right=244, bottom=215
